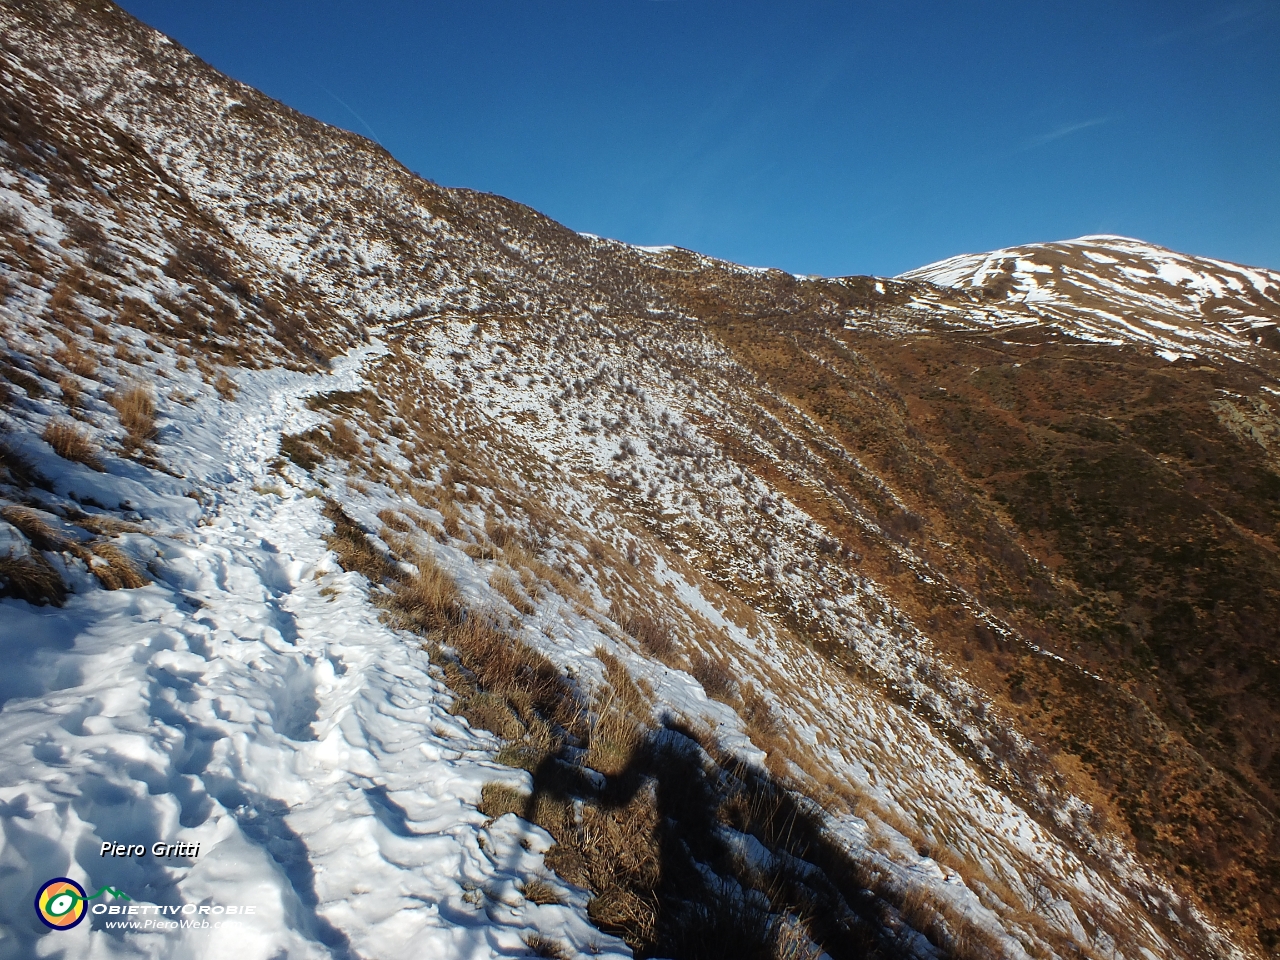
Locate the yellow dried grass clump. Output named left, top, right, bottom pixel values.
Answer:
left=53, top=342, right=97, bottom=379
left=0, top=551, right=66, bottom=605
left=88, top=542, right=150, bottom=591
left=393, top=553, right=463, bottom=631
left=42, top=419, right=104, bottom=471
left=490, top=567, right=535, bottom=616
left=110, top=383, right=157, bottom=448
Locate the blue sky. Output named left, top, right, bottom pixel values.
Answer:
left=116, top=1, right=1279, bottom=277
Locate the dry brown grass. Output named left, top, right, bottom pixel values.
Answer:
left=58, top=374, right=82, bottom=409
left=520, top=878, right=564, bottom=906
left=110, top=383, right=157, bottom=449
left=391, top=552, right=463, bottom=632
left=0, top=551, right=65, bottom=605
left=376, top=508, right=412, bottom=533
left=896, top=883, right=1012, bottom=960
left=490, top=567, right=535, bottom=615
left=53, top=341, right=97, bottom=379
left=612, top=602, right=678, bottom=663
left=87, top=542, right=150, bottom=591
left=328, top=417, right=363, bottom=459
left=584, top=653, right=647, bottom=778
left=522, top=933, right=571, bottom=959
left=479, top=782, right=530, bottom=819
left=584, top=697, right=642, bottom=777
left=1, top=505, right=74, bottom=551
left=71, top=513, right=146, bottom=536
left=1, top=505, right=148, bottom=593
left=42, top=419, right=104, bottom=471
left=280, top=433, right=322, bottom=471
left=443, top=614, right=584, bottom=740
left=0, top=442, right=48, bottom=489
left=438, top=499, right=463, bottom=538
left=213, top=372, right=237, bottom=401
left=690, top=650, right=739, bottom=703
left=322, top=501, right=395, bottom=585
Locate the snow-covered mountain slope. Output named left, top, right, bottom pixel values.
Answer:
left=0, top=346, right=628, bottom=960
left=1, top=2, right=1279, bottom=959
left=898, top=235, right=1280, bottom=362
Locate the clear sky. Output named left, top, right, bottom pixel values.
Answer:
left=114, top=0, right=1279, bottom=278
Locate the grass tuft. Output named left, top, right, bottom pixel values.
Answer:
left=322, top=501, right=396, bottom=585
left=88, top=542, right=150, bottom=590
left=42, top=419, right=104, bottom=471
left=0, top=551, right=66, bottom=605
left=213, top=372, right=237, bottom=401
left=490, top=567, right=535, bottom=615
left=521, top=878, right=564, bottom=906
left=522, top=933, right=571, bottom=959
left=110, top=383, right=157, bottom=449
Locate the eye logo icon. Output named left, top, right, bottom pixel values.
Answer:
left=35, top=878, right=87, bottom=930
left=35, top=878, right=129, bottom=930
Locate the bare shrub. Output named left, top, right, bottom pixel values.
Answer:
left=42, top=420, right=104, bottom=470
left=110, top=383, right=157, bottom=448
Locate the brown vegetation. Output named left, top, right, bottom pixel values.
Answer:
left=0, top=551, right=65, bottom=605
left=110, top=382, right=157, bottom=449
left=52, top=340, right=97, bottom=378
left=42, top=419, right=104, bottom=470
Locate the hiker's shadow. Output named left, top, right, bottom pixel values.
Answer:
left=520, top=718, right=906, bottom=960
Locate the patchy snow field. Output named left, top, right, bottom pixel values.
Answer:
left=0, top=348, right=627, bottom=960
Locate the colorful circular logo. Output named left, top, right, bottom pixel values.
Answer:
left=35, top=877, right=87, bottom=930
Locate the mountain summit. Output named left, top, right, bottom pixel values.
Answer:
left=1, top=2, right=1278, bottom=959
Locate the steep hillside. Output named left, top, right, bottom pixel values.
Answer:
left=1, top=2, right=1278, bottom=959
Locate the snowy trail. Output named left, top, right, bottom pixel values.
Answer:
left=0, top=349, right=624, bottom=959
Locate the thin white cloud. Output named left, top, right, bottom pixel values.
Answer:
left=1023, top=117, right=1109, bottom=150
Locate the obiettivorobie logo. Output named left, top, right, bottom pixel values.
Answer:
left=34, top=878, right=131, bottom=930
left=35, top=875, right=259, bottom=933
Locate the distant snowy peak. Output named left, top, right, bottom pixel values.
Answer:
left=894, top=236, right=1280, bottom=361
